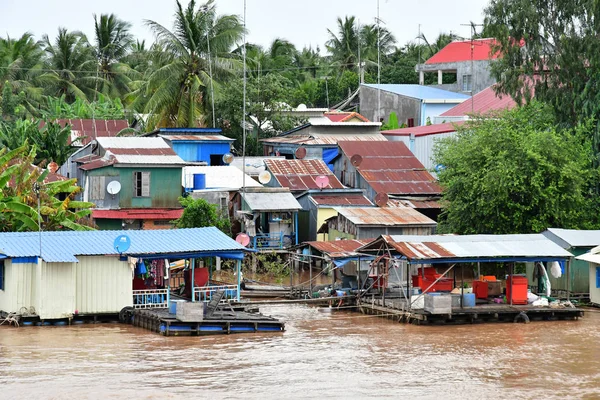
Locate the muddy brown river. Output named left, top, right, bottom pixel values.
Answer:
left=1, top=305, right=599, bottom=399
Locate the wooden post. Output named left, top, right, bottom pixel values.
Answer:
left=509, top=263, right=513, bottom=306
left=208, top=257, right=213, bottom=282
left=165, top=258, right=170, bottom=306
left=461, top=263, right=464, bottom=308
left=407, top=262, right=411, bottom=310
left=236, top=259, right=241, bottom=302
left=309, top=255, right=313, bottom=298
left=290, top=259, right=294, bottom=297
left=357, top=256, right=361, bottom=296
left=477, top=262, right=481, bottom=279
left=191, top=258, right=195, bottom=302
left=566, top=258, right=571, bottom=301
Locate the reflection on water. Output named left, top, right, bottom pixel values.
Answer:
left=1, top=305, right=600, bottom=399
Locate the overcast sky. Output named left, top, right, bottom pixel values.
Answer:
left=1, top=0, right=490, bottom=51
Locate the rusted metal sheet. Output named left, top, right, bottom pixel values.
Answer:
left=337, top=141, right=442, bottom=196
left=311, top=194, right=373, bottom=206
left=92, top=208, right=183, bottom=220
left=306, top=239, right=374, bottom=258
left=262, top=134, right=387, bottom=145
left=388, top=199, right=441, bottom=209
left=333, top=207, right=436, bottom=226
left=265, top=159, right=344, bottom=191
left=40, top=119, right=130, bottom=146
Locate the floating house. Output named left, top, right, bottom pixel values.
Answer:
left=66, top=137, right=186, bottom=230
left=333, top=140, right=442, bottom=219
left=320, top=206, right=437, bottom=241
left=0, top=228, right=249, bottom=321
left=261, top=115, right=384, bottom=166
left=575, top=247, right=600, bottom=306
left=359, top=84, right=470, bottom=126
left=233, top=187, right=302, bottom=250
left=296, top=190, right=373, bottom=242
left=530, top=228, right=600, bottom=295
left=146, top=128, right=234, bottom=165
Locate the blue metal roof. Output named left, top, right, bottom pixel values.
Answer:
left=363, top=84, right=470, bottom=101
left=0, top=227, right=249, bottom=262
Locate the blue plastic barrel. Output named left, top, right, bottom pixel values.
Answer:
left=193, top=173, right=206, bottom=190
left=462, top=293, right=476, bottom=307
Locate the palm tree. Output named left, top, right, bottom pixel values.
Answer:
left=326, top=16, right=360, bottom=70
left=41, top=28, right=98, bottom=102
left=142, top=0, right=244, bottom=128
left=359, top=24, right=397, bottom=63
left=94, top=13, right=134, bottom=98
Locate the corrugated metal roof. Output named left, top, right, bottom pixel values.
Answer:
left=387, top=198, right=441, bottom=209
left=262, top=133, right=387, bottom=146
left=440, top=85, right=517, bottom=117
left=425, top=39, right=499, bottom=64
left=362, top=84, right=470, bottom=102
left=160, top=134, right=234, bottom=142
left=382, top=121, right=465, bottom=137
left=242, top=191, right=302, bottom=211
left=311, top=194, right=373, bottom=206
left=0, top=227, right=248, bottom=263
left=544, top=228, right=600, bottom=248
left=306, top=239, right=374, bottom=258
left=182, top=166, right=262, bottom=190
left=93, top=208, right=183, bottom=220
left=333, top=207, right=436, bottom=226
left=265, top=159, right=344, bottom=191
left=40, top=119, right=130, bottom=146
left=338, top=141, right=442, bottom=196
left=98, top=137, right=171, bottom=149
left=360, top=234, right=572, bottom=261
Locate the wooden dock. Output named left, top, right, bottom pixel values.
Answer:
left=132, top=308, right=284, bottom=336
left=358, top=297, right=585, bottom=325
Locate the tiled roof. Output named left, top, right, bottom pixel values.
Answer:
left=324, top=112, right=370, bottom=123
left=265, top=159, right=344, bottom=191
left=92, top=208, right=183, bottom=220
left=425, top=39, right=499, bottom=64
left=382, top=121, right=465, bottom=137
left=40, top=119, right=130, bottom=146
left=338, top=141, right=442, bottom=196
left=333, top=207, right=436, bottom=226
left=440, top=85, right=517, bottom=117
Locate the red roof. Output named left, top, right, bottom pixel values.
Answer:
left=265, top=159, right=344, bottom=191
left=324, top=112, right=370, bottom=123
left=40, top=119, right=130, bottom=146
left=338, top=141, right=442, bottom=196
left=92, top=208, right=183, bottom=220
left=305, top=239, right=374, bottom=258
left=310, top=194, right=373, bottom=206
left=425, top=39, right=499, bottom=64
left=440, top=85, right=518, bottom=117
left=382, top=121, right=465, bottom=137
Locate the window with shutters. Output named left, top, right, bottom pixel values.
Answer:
left=133, top=171, right=151, bottom=197
left=89, top=176, right=106, bottom=200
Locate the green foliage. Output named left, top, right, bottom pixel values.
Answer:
left=485, top=0, right=600, bottom=162
left=434, top=103, right=600, bottom=234
left=175, top=196, right=230, bottom=234
left=42, top=95, right=125, bottom=119
left=0, top=145, right=94, bottom=232
left=381, top=112, right=399, bottom=131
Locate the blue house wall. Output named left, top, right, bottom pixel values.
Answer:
left=172, top=141, right=232, bottom=164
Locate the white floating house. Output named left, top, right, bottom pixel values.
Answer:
left=0, top=228, right=249, bottom=320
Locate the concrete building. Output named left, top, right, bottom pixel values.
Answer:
left=359, top=84, right=469, bottom=127
left=415, top=38, right=500, bottom=95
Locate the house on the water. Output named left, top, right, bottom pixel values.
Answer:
left=415, top=38, right=500, bottom=95
left=320, top=206, right=437, bottom=241
left=359, top=84, right=469, bottom=126
left=261, top=112, right=384, bottom=167
left=0, top=227, right=249, bottom=321
left=333, top=140, right=442, bottom=220
left=65, top=137, right=186, bottom=230
left=145, top=128, right=234, bottom=165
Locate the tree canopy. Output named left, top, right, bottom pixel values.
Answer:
left=434, top=103, right=599, bottom=234
left=175, top=196, right=230, bottom=234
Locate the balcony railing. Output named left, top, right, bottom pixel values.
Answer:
left=133, top=289, right=168, bottom=309
left=251, top=232, right=297, bottom=249
left=193, top=285, right=238, bottom=303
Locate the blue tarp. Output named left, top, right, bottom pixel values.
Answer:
left=322, top=148, right=338, bottom=172
left=333, top=256, right=375, bottom=268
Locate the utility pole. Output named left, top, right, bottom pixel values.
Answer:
left=461, top=22, right=484, bottom=113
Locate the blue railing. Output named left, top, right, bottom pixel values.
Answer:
left=193, top=285, right=238, bottom=303
left=252, top=232, right=284, bottom=249
left=133, top=289, right=169, bottom=309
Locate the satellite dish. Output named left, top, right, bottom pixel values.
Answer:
left=295, top=147, right=307, bottom=159
left=315, top=175, right=330, bottom=190
left=350, top=154, right=363, bottom=167
left=222, top=153, right=234, bottom=164
left=113, top=234, right=131, bottom=253
left=258, top=171, right=272, bottom=184
left=374, top=192, right=389, bottom=207
left=236, top=233, right=250, bottom=247
left=107, top=181, right=122, bottom=195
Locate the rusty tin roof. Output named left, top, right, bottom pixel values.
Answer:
left=305, top=239, right=374, bottom=258
left=265, top=159, right=344, bottom=191
left=333, top=207, right=436, bottom=226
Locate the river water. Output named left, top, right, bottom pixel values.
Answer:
left=1, top=305, right=599, bottom=400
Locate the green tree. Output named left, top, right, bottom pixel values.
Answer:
left=433, top=103, right=599, bottom=234
left=175, top=196, right=230, bottom=234
left=0, top=145, right=94, bottom=232
left=42, top=28, right=98, bottom=102
left=484, top=0, right=600, bottom=161
left=141, top=0, right=244, bottom=128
